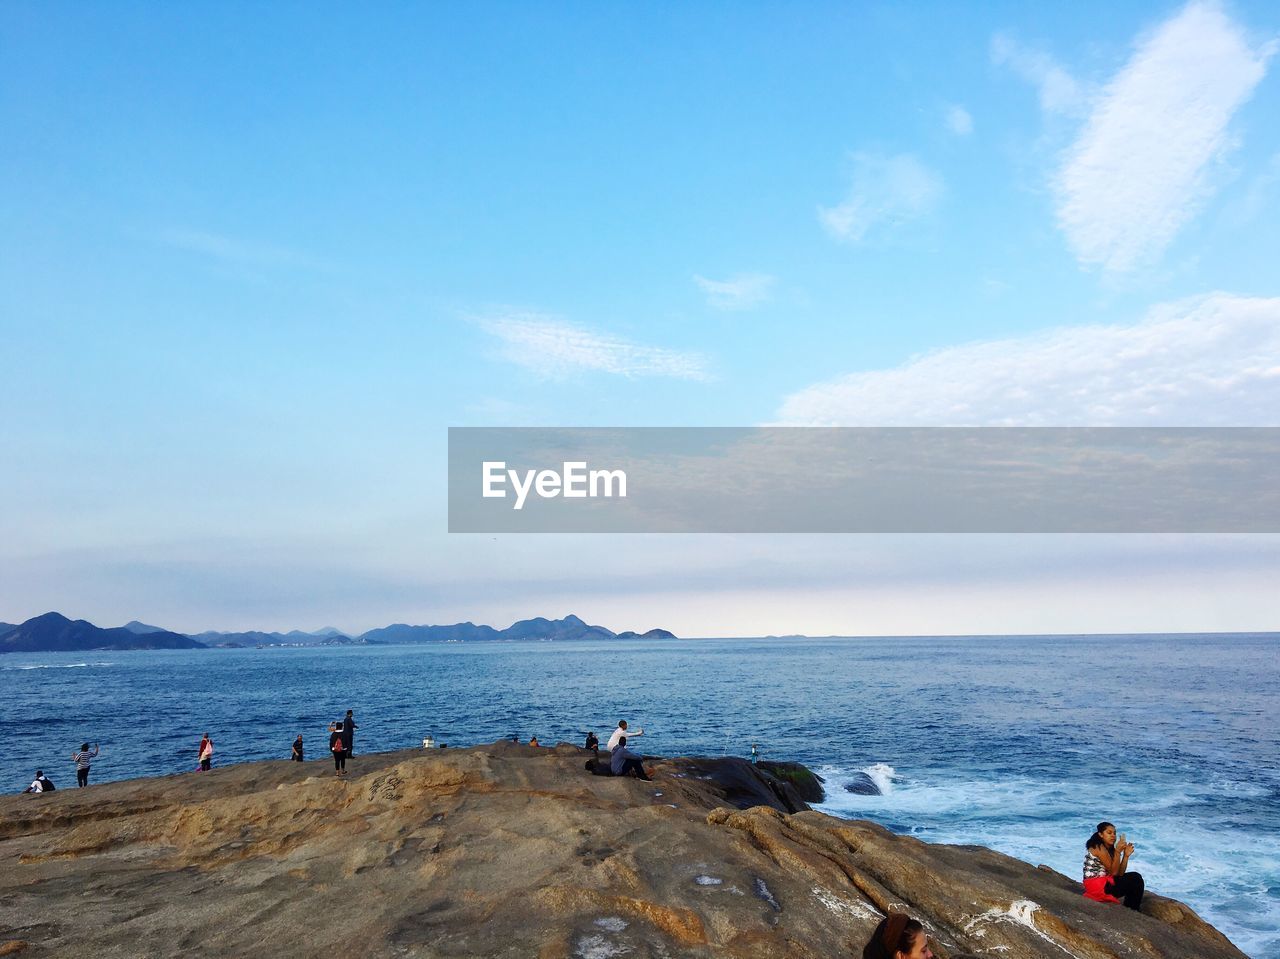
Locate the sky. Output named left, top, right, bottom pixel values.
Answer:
left=2, top=1, right=1279, bottom=636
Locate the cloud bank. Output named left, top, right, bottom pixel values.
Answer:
left=480, top=312, right=709, bottom=380
left=775, top=293, right=1280, bottom=426
left=1054, top=1, right=1273, bottom=272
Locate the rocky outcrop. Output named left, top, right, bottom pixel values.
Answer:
left=0, top=744, right=1244, bottom=958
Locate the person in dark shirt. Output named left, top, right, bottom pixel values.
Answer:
left=341, top=710, right=357, bottom=757
left=609, top=736, right=650, bottom=780
left=584, top=731, right=599, bottom=754
left=291, top=735, right=304, bottom=762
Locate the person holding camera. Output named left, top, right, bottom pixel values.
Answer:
left=1083, top=820, right=1145, bottom=910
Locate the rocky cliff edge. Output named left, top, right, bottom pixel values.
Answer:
left=0, top=743, right=1244, bottom=958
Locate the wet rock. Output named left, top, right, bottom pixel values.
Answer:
left=843, top=772, right=882, bottom=795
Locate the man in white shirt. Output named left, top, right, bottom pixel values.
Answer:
left=23, top=770, right=54, bottom=793
left=607, top=720, right=643, bottom=752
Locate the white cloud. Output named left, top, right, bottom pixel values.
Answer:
left=945, top=105, right=974, bottom=136
left=692, top=273, right=776, bottom=311
left=1054, top=1, right=1273, bottom=272
left=774, top=293, right=1280, bottom=426
left=818, top=153, right=943, bottom=243
left=991, top=33, right=1086, bottom=116
left=480, top=312, right=709, bottom=380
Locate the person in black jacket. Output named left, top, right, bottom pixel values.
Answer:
left=291, top=735, right=304, bottom=762
left=341, top=710, right=357, bottom=757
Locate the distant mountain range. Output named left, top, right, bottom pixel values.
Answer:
left=0, top=612, right=204, bottom=653
left=0, top=612, right=676, bottom=653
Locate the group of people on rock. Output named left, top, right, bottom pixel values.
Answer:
left=326, top=709, right=357, bottom=776
left=22, top=709, right=361, bottom=790
left=23, top=715, right=1147, bottom=948
left=581, top=719, right=651, bottom=780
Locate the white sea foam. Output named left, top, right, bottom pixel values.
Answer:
left=4, top=661, right=114, bottom=670
left=814, top=763, right=1280, bottom=958
left=694, top=875, right=723, bottom=885
left=863, top=762, right=897, bottom=795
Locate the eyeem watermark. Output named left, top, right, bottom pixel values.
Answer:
left=450, top=427, right=1280, bottom=533
left=482, top=461, right=627, bottom=510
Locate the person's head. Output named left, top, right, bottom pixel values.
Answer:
left=80, top=743, right=89, bottom=752
left=35, top=770, right=42, bottom=777
left=618, top=720, right=628, bottom=730
left=863, top=914, right=931, bottom=959
left=1087, top=821, right=1117, bottom=849
left=202, top=732, right=209, bottom=738
left=618, top=735, right=627, bottom=747
left=346, top=710, right=353, bottom=717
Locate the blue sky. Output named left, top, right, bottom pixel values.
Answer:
left=3, top=2, right=1279, bottom=635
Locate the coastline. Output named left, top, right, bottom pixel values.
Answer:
left=1, top=742, right=1246, bottom=958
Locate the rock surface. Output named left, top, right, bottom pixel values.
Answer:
left=0, top=743, right=1244, bottom=958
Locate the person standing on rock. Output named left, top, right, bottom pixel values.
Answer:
left=341, top=710, right=357, bottom=758
left=607, top=720, right=642, bottom=752
left=198, top=733, right=214, bottom=772
left=70, top=742, right=98, bottom=787
left=1083, top=821, right=1144, bottom=910
left=609, top=736, right=650, bottom=780
left=329, top=722, right=346, bottom=776
left=862, top=913, right=932, bottom=959
left=291, top=735, right=304, bottom=761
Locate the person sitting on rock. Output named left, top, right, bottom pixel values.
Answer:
left=607, top=720, right=643, bottom=752
left=1083, top=821, right=1144, bottom=910
left=609, top=736, right=650, bottom=780
left=862, top=913, right=932, bottom=959
left=529, top=735, right=540, bottom=747
left=23, top=770, right=55, bottom=793
left=584, top=731, right=599, bottom=754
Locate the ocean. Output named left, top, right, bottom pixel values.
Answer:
left=5, top=633, right=1278, bottom=957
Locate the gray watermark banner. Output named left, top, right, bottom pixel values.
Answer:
left=448, top=427, right=1280, bottom=533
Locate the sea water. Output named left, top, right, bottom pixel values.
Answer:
left=4, top=634, right=1278, bottom=957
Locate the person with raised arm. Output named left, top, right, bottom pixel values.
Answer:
left=606, top=719, right=643, bottom=752
left=70, top=742, right=98, bottom=787
left=1082, top=820, right=1145, bottom=910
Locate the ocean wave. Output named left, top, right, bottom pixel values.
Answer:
left=815, top=763, right=1280, bottom=958
left=2, top=661, right=115, bottom=670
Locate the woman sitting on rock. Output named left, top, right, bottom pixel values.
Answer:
left=1083, top=821, right=1144, bottom=910
left=862, top=912, right=932, bottom=959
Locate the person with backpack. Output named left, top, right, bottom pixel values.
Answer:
left=198, top=733, right=214, bottom=772
left=70, top=743, right=98, bottom=787
left=24, top=770, right=56, bottom=793
left=329, top=722, right=346, bottom=776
